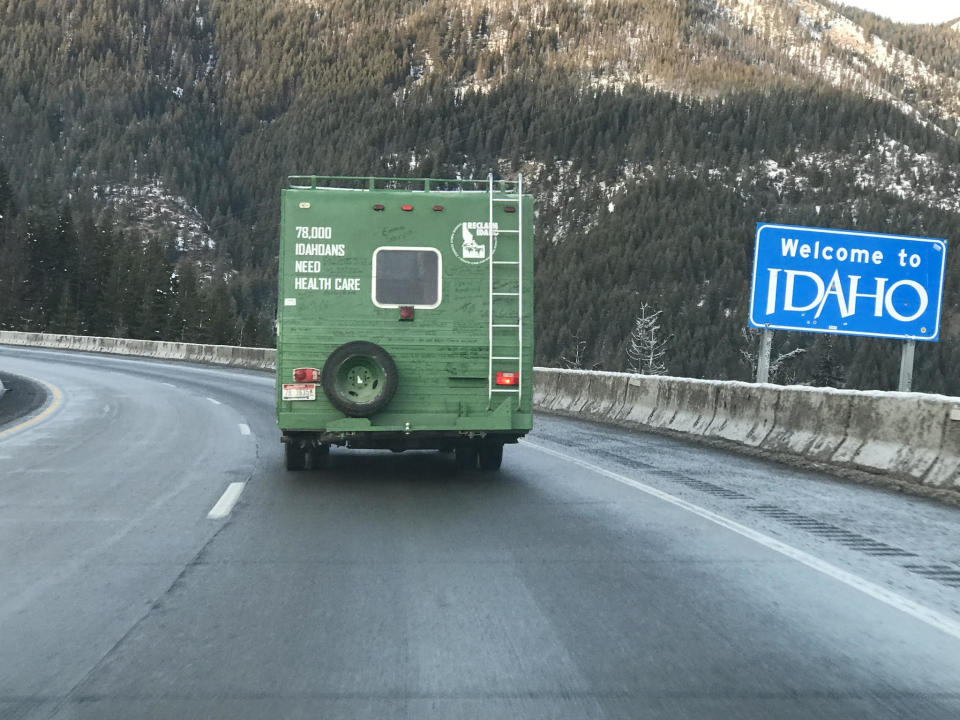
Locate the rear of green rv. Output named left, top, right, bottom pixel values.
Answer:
left=275, top=176, right=533, bottom=471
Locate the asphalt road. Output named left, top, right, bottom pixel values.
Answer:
left=1, top=345, right=959, bottom=720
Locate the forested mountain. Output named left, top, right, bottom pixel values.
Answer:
left=1, top=0, right=959, bottom=391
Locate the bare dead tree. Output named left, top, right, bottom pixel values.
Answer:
left=561, top=333, right=588, bottom=369
left=739, top=327, right=806, bottom=383
left=626, top=303, right=669, bottom=375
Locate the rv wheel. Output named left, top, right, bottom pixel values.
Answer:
left=478, top=442, right=503, bottom=471
left=285, top=442, right=306, bottom=471
left=321, top=341, right=398, bottom=417
left=455, top=443, right=478, bottom=471
left=309, top=444, right=330, bottom=470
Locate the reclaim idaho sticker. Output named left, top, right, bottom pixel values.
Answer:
left=450, top=222, right=498, bottom=264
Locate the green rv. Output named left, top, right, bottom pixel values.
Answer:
left=275, top=175, right=533, bottom=471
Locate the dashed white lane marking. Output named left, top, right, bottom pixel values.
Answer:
left=207, top=482, right=245, bottom=520
left=522, top=440, right=960, bottom=643
left=206, top=397, right=222, bottom=405
left=238, top=423, right=251, bottom=436
left=161, top=382, right=176, bottom=388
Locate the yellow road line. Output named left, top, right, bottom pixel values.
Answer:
left=0, top=378, right=63, bottom=439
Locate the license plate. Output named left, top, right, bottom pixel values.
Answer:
left=282, top=383, right=316, bottom=401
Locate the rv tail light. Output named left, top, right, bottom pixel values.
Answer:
left=293, top=368, right=319, bottom=382
left=372, top=204, right=385, bottom=211
left=495, top=372, right=519, bottom=386
left=401, top=204, right=413, bottom=211
left=399, top=305, right=414, bottom=321
left=503, top=205, right=516, bottom=213
left=432, top=205, right=444, bottom=212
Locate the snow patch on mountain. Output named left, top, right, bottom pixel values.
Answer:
left=797, top=139, right=960, bottom=213
left=715, top=0, right=960, bottom=126
left=714, top=138, right=960, bottom=214
left=531, top=134, right=959, bottom=248
left=94, top=180, right=215, bottom=253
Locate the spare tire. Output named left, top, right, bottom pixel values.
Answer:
left=321, top=341, right=398, bottom=417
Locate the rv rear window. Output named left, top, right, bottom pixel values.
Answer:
left=372, top=248, right=442, bottom=308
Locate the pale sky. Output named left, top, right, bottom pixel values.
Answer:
left=837, top=1, right=960, bottom=24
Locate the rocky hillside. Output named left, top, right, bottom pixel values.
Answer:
left=0, top=0, right=958, bottom=390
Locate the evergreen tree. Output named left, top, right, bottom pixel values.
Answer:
left=167, top=259, right=203, bottom=342
left=135, top=237, right=173, bottom=339
left=50, top=283, right=79, bottom=335
left=812, top=337, right=847, bottom=388
left=200, top=268, right=238, bottom=345
left=0, top=161, right=14, bottom=222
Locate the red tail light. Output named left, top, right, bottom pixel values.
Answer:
left=503, top=205, right=516, bottom=213
left=496, top=372, right=519, bottom=386
left=372, top=204, right=385, bottom=211
left=432, top=205, right=444, bottom=212
left=293, top=368, right=319, bottom=382
left=401, top=204, right=413, bottom=211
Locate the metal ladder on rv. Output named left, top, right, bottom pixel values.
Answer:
left=487, top=173, right=523, bottom=409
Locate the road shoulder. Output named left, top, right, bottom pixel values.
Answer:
left=0, top=371, right=49, bottom=432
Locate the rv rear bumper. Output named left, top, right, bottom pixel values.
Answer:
left=282, top=430, right=526, bottom=451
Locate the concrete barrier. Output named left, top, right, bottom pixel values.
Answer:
left=706, top=382, right=778, bottom=447
left=830, top=392, right=947, bottom=482
left=579, top=372, right=629, bottom=421
left=532, top=368, right=558, bottom=409
left=0, top=331, right=276, bottom=371
left=616, top=375, right=660, bottom=428
left=925, top=406, right=960, bottom=490
left=760, top=385, right=851, bottom=460
left=542, top=370, right=636, bottom=424
left=658, top=377, right=719, bottom=436
left=3, top=331, right=959, bottom=498
left=531, top=367, right=960, bottom=499
left=548, top=369, right=586, bottom=414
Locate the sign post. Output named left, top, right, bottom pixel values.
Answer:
left=756, top=328, right=773, bottom=384
left=898, top=340, right=916, bottom=392
left=749, top=224, right=947, bottom=387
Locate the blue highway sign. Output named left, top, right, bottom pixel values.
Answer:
left=749, top=224, right=947, bottom=341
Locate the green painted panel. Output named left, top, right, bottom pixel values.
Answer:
left=275, top=177, right=534, bottom=435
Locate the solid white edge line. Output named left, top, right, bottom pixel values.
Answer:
left=206, top=397, right=222, bottom=405
left=521, top=439, right=960, bottom=642
left=238, top=423, right=251, bottom=436
left=207, top=482, right=245, bottom=520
